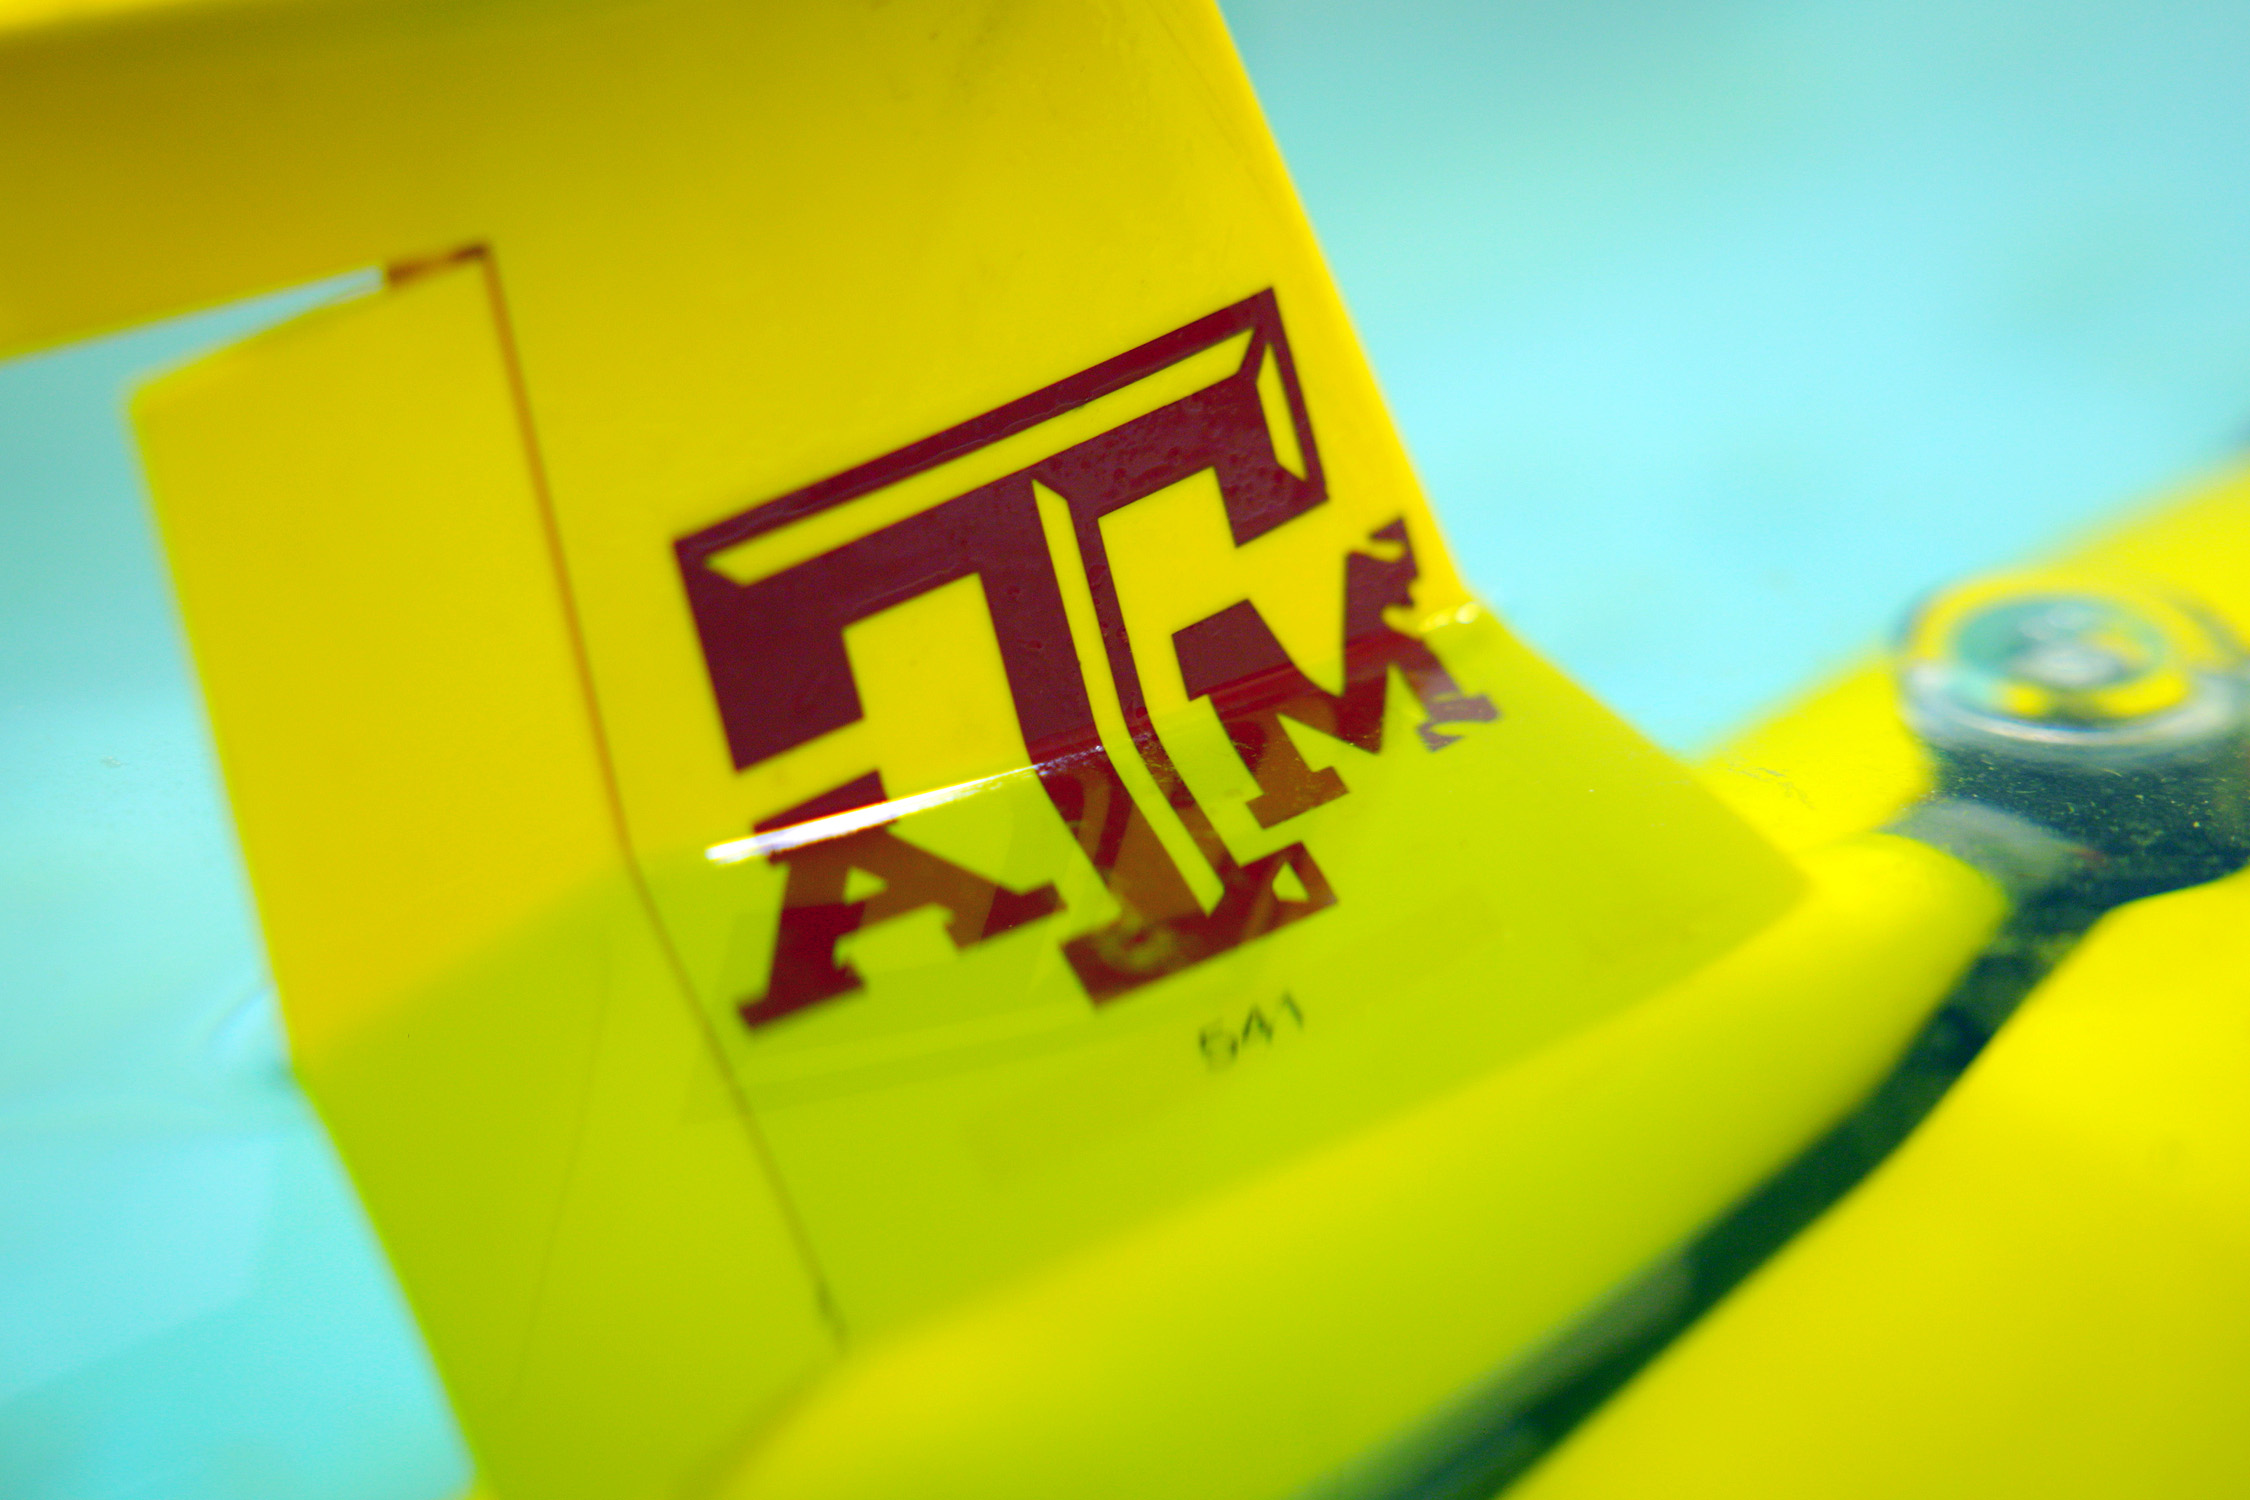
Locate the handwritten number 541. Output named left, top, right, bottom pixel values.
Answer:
left=1199, top=995, right=1305, bottom=1070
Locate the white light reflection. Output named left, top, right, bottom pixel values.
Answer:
left=704, top=766, right=1042, bottom=865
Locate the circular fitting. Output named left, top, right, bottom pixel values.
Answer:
left=1898, top=574, right=2249, bottom=768
left=1895, top=572, right=2250, bottom=906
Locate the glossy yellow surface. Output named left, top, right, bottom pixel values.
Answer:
left=1517, top=468, right=2250, bottom=1500
left=716, top=835, right=2000, bottom=1500
left=3, top=0, right=2032, bottom=1494
left=1511, top=870, right=2250, bottom=1500
left=137, top=259, right=837, bottom=1500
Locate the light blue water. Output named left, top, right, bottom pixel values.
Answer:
left=9, top=3, right=2250, bottom=1493
left=1229, top=0, right=2250, bottom=745
left=0, top=283, right=472, bottom=1500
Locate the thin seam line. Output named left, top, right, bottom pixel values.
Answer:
left=464, top=245, right=849, bottom=1345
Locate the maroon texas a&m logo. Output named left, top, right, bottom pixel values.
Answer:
left=676, top=293, right=1495, bottom=1032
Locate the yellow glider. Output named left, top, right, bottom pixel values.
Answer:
left=4, top=1, right=2246, bottom=1496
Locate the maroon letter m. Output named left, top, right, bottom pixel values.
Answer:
left=1173, top=520, right=1499, bottom=830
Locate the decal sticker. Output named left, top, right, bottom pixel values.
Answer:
left=676, top=293, right=1492, bottom=1033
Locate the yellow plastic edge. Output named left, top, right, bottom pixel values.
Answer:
left=716, top=834, right=2002, bottom=1500
left=1508, top=465, right=2250, bottom=1499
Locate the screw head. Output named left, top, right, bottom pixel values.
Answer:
left=1898, top=573, right=2247, bottom=762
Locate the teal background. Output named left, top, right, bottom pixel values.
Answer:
left=0, top=282, right=471, bottom=1500
left=1230, top=0, right=2250, bottom=745
left=8, top=2, right=2250, bottom=1493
